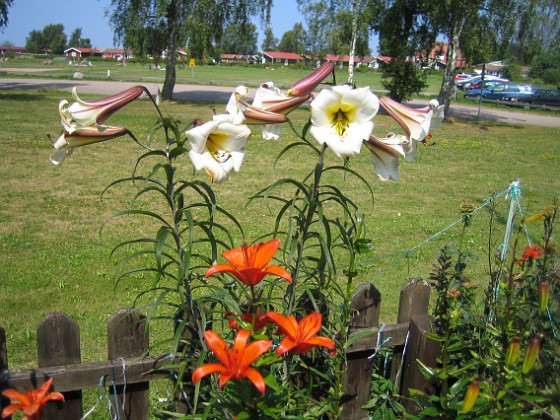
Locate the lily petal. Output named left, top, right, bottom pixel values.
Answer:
left=379, top=96, right=433, bottom=141
left=364, top=134, right=408, bottom=181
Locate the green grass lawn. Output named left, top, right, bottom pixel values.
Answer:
left=1, top=87, right=559, bottom=377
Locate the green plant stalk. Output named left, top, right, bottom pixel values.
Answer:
left=498, top=225, right=523, bottom=392
left=286, top=143, right=327, bottom=316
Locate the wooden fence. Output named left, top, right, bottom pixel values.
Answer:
left=0, top=279, right=439, bottom=420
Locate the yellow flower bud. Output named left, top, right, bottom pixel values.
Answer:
left=522, top=337, right=541, bottom=374
left=506, top=336, right=521, bottom=366
left=461, top=380, right=480, bottom=414
left=539, top=282, right=550, bottom=312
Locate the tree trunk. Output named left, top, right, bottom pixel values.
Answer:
left=162, top=51, right=177, bottom=100
left=438, top=15, right=464, bottom=118
left=347, top=0, right=363, bottom=85
left=162, top=0, right=180, bottom=101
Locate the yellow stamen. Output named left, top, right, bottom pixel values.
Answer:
left=207, top=133, right=232, bottom=163
left=331, top=109, right=349, bottom=137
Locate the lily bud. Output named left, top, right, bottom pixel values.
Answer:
left=539, top=282, right=550, bottom=312
left=287, top=62, right=334, bottom=96
left=60, top=85, right=146, bottom=132
left=461, top=380, right=480, bottom=414
left=522, top=336, right=541, bottom=374
left=506, top=336, right=521, bottom=366
left=50, top=125, right=130, bottom=165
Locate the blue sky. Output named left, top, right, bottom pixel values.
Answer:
left=1, top=0, right=378, bottom=53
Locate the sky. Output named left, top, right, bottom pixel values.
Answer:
left=1, top=0, right=378, bottom=53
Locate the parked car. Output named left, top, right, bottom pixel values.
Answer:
left=464, top=83, right=536, bottom=102
left=454, top=73, right=475, bottom=82
left=457, top=75, right=508, bottom=90
left=517, top=88, right=560, bottom=107
left=464, top=78, right=508, bottom=91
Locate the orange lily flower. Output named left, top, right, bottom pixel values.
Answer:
left=1, top=377, right=64, bottom=420
left=206, top=239, right=292, bottom=287
left=266, top=311, right=336, bottom=356
left=192, top=329, right=272, bottom=394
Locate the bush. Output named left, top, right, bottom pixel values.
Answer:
left=543, top=68, right=560, bottom=86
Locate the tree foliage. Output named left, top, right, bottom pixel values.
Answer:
left=261, top=26, right=278, bottom=51
left=25, top=24, right=67, bottom=54
left=68, top=28, right=92, bottom=49
left=108, top=0, right=272, bottom=100
left=217, top=22, right=258, bottom=55
left=277, top=22, right=307, bottom=54
left=0, top=0, right=12, bottom=28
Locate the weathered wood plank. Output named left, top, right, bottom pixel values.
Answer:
left=400, top=314, right=440, bottom=413
left=107, top=308, right=150, bottom=420
left=37, top=312, right=82, bottom=419
left=0, top=327, right=10, bottom=416
left=1, top=355, right=170, bottom=392
left=392, top=279, right=431, bottom=390
left=340, top=283, right=381, bottom=420
left=346, top=322, right=410, bottom=353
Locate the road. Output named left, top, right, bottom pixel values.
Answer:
left=2, top=76, right=560, bottom=127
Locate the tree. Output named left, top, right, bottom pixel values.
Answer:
left=0, top=0, right=13, bottom=28
left=372, top=0, right=434, bottom=101
left=25, top=30, right=44, bottom=54
left=68, top=28, right=92, bottom=49
left=300, top=2, right=330, bottom=56
left=277, top=22, right=307, bottom=54
left=217, top=22, right=258, bottom=54
left=298, top=0, right=375, bottom=83
left=109, top=0, right=272, bottom=100
left=261, top=26, right=278, bottom=51
left=428, top=0, right=515, bottom=116
left=42, top=24, right=67, bottom=54
left=25, top=24, right=67, bottom=54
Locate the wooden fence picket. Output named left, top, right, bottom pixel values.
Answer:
left=38, top=312, right=82, bottom=419
left=107, top=308, right=150, bottom=420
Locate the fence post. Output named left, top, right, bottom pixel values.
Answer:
left=37, top=312, right=82, bottom=420
left=400, top=314, right=440, bottom=413
left=392, top=279, right=430, bottom=388
left=340, top=283, right=381, bottom=420
left=0, top=327, right=10, bottom=416
left=107, top=308, right=149, bottom=420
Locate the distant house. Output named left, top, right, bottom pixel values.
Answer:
left=261, top=51, right=304, bottom=65
left=325, top=54, right=360, bottom=67
left=64, top=47, right=101, bottom=58
left=0, top=45, right=26, bottom=55
left=220, top=53, right=243, bottom=63
left=371, top=56, right=393, bottom=68
left=417, top=42, right=468, bottom=70
left=101, top=48, right=133, bottom=60
left=177, top=48, right=188, bottom=61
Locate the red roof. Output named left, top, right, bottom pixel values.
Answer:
left=263, top=51, right=304, bottom=60
left=325, top=54, right=360, bottom=63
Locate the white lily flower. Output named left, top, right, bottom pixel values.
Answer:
left=309, top=85, right=379, bottom=159
left=185, top=120, right=251, bottom=183
left=379, top=96, right=441, bottom=142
